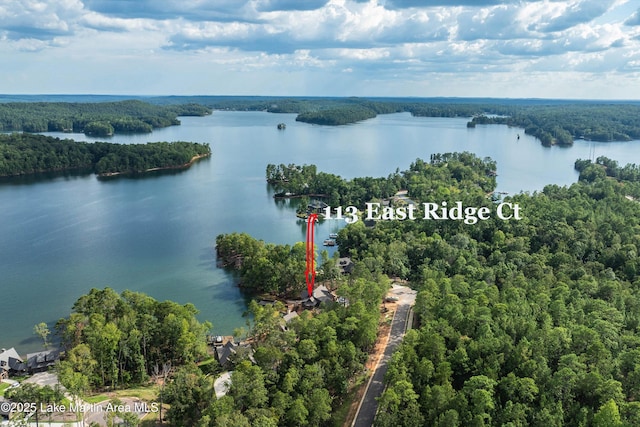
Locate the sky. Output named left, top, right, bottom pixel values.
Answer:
left=1, top=0, right=640, bottom=99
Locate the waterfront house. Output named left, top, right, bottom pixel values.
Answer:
left=307, top=200, right=329, bottom=213
left=337, top=257, right=354, bottom=274
left=299, top=284, right=335, bottom=309
left=215, top=341, right=254, bottom=368
left=280, top=311, right=299, bottom=331
left=313, top=285, right=334, bottom=304
left=0, top=348, right=24, bottom=379
left=25, top=350, right=60, bottom=373
left=282, top=311, right=299, bottom=323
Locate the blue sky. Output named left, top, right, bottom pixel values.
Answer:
left=1, top=0, right=640, bottom=98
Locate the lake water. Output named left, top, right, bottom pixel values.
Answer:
left=2, top=111, right=640, bottom=352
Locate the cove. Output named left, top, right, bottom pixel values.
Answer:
left=2, top=111, right=640, bottom=352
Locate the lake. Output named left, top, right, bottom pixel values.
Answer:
left=2, top=111, right=639, bottom=352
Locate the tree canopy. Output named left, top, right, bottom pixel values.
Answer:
left=215, top=232, right=307, bottom=296
left=0, top=133, right=210, bottom=177
left=0, top=100, right=211, bottom=135
left=267, top=152, right=497, bottom=208
left=56, top=288, right=211, bottom=390
left=333, top=155, right=640, bottom=426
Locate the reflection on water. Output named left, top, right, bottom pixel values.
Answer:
left=2, top=111, right=640, bottom=352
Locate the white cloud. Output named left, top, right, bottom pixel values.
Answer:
left=0, top=0, right=84, bottom=40
left=0, top=0, right=639, bottom=97
left=81, top=12, right=160, bottom=32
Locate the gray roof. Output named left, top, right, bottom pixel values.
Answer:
left=313, top=285, right=333, bottom=303
left=0, top=348, right=23, bottom=372
left=216, top=342, right=253, bottom=367
left=26, top=350, right=60, bottom=371
left=283, top=311, right=299, bottom=323
left=337, top=257, right=354, bottom=274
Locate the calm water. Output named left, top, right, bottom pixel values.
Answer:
left=2, top=111, right=639, bottom=352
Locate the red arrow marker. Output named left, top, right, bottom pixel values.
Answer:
left=305, top=213, right=318, bottom=298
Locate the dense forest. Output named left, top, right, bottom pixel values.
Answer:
left=168, top=154, right=640, bottom=426
left=160, top=268, right=388, bottom=426
left=0, top=133, right=210, bottom=177
left=3, top=96, right=639, bottom=144
left=215, top=232, right=344, bottom=296
left=575, top=156, right=640, bottom=188
left=264, top=154, right=640, bottom=426
left=296, top=106, right=378, bottom=125
left=55, top=288, right=212, bottom=390
left=295, top=100, right=401, bottom=125
left=0, top=100, right=210, bottom=136
left=311, top=155, right=640, bottom=426
left=467, top=104, right=640, bottom=145
left=47, top=272, right=388, bottom=426
left=266, top=152, right=497, bottom=208
left=215, top=233, right=307, bottom=296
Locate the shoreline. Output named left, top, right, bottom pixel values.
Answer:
left=273, top=193, right=329, bottom=199
left=97, top=152, right=211, bottom=178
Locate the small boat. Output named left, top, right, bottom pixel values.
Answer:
left=323, top=239, right=336, bottom=246
left=329, top=233, right=338, bottom=239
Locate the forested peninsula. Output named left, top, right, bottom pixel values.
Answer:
left=0, top=100, right=210, bottom=136
left=219, top=153, right=640, bottom=426
left=265, top=153, right=496, bottom=208
left=329, top=155, right=640, bottom=427
left=0, top=133, right=210, bottom=177
left=292, top=101, right=640, bottom=145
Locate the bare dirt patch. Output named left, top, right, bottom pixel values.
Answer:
left=342, top=301, right=396, bottom=426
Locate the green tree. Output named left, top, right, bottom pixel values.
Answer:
left=161, top=364, right=213, bottom=426
left=593, top=399, right=623, bottom=427
left=229, top=361, right=269, bottom=411
left=34, top=322, right=51, bottom=348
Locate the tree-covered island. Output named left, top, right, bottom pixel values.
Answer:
left=0, top=133, right=211, bottom=177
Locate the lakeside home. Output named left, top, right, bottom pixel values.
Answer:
left=0, top=347, right=60, bottom=379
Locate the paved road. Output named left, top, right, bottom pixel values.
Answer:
left=352, top=301, right=412, bottom=427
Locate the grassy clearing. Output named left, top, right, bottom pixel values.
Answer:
left=111, top=385, right=159, bottom=401
left=0, top=382, right=10, bottom=396
left=84, top=394, right=110, bottom=404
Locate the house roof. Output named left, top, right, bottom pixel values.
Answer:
left=337, top=257, right=354, bottom=274
left=216, top=341, right=253, bottom=367
left=283, top=311, right=299, bottom=323
left=308, top=200, right=328, bottom=209
left=303, top=297, right=318, bottom=308
left=26, top=350, right=60, bottom=371
left=0, top=348, right=23, bottom=372
left=313, top=285, right=333, bottom=303
left=216, top=342, right=236, bottom=366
